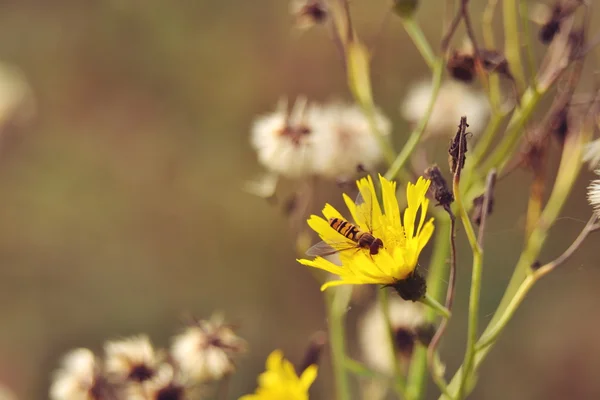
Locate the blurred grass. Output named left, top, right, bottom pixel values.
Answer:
left=0, top=1, right=598, bottom=399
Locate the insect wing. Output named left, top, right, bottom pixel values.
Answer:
left=354, top=189, right=376, bottom=233
left=305, top=240, right=358, bottom=257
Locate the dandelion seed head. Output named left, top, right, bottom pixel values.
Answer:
left=401, top=80, right=490, bottom=138
left=104, top=335, right=161, bottom=384
left=50, top=348, right=101, bottom=400
left=583, top=139, right=600, bottom=170
left=312, top=103, right=391, bottom=180
left=290, top=0, right=327, bottom=30
left=358, top=299, right=425, bottom=374
left=587, top=173, right=600, bottom=217
left=127, top=364, right=190, bottom=400
left=251, top=97, right=318, bottom=179
left=171, top=314, right=247, bottom=382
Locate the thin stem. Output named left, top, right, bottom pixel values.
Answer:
left=482, top=0, right=499, bottom=48
left=426, top=209, right=456, bottom=396
left=480, top=86, right=543, bottom=174
left=454, top=170, right=484, bottom=400
left=503, top=0, right=526, bottom=93
left=406, top=220, right=452, bottom=400
left=519, top=0, right=538, bottom=89
left=401, top=17, right=436, bottom=70
left=385, top=60, right=444, bottom=180
left=325, top=288, right=352, bottom=400
left=470, top=112, right=504, bottom=169
left=421, top=293, right=451, bottom=319
left=477, top=214, right=599, bottom=350
left=379, top=288, right=409, bottom=399
left=345, top=357, right=391, bottom=380
left=441, top=102, right=593, bottom=400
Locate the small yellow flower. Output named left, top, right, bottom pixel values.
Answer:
left=239, top=350, right=317, bottom=400
left=298, top=174, right=434, bottom=293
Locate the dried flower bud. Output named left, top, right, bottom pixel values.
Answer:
left=390, top=269, right=427, bottom=302
left=549, top=106, right=570, bottom=145
left=447, top=51, right=476, bottom=82
left=424, top=165, right=454, bottom=207
left=414, top=322, right=437, bottom=346
left=471, top=192, right=494, bottom=226
left=479, top=49, right=513, bottom=78
left=393, top=0, right=419, bottom=18
left=448, top=117, right=469, bottom=174
left=537, top=1, right=582, bottom=44
left=298, top=331, right=327, bottom=373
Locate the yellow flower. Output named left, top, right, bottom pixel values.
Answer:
left=298, top=174, right=434, bottom=295
left=239, top=350, right=317, bottom=400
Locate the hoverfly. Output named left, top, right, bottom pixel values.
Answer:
left=306, top=188, right=384, bottom=258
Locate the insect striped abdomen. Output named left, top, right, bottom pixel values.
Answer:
left=329, top=217, right=361, bottom=241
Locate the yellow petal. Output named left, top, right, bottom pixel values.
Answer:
left=300, top=365, right=318, bottom=389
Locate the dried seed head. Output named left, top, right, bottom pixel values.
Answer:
left=587, top=171, right=600, bottom=218
left=104, top=335, right=162, bottom=385
left=424, top=165, right=454, bottom=208
left=401, top=81, right=489, bottom=139
left=583, top=139, right=600, bottom=170
left=127, top=364, right=192, bottom=400
left=535, top=1, right=583, bottom=44
left=471, top=192, right=495, bottom=226
left=446, top=51, right=476, bottom=82
left=414, top=323, right=437, bottom=346
left=171, top=314, right=247, bottom=383
left=448, top=117, right=470, bottom=175
left=290, top=0, right=328, bottom=30
left=50, top=348, right=108, bottom=400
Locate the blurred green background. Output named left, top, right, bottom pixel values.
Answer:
left=0, top=1, right=600, bottom=399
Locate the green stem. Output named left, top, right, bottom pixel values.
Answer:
left=345, top=357, right=391, bottom=380
left=379, top=288, right=409, bottom=399
left=519, top=0, right=538, bottom=89
left=480, top=86, right=543, bottom=174
left=385, top=60, right=444, bottom=180
left=406, top=220, right=451, bottom=400
left=441, top=106, right=591, bottom=400
left=326, top=288, right=352, bottom=400
left=401, top=17, right=436, bottom=70
left=453, top=177, right=483, bottom=400
left=503, top=0, right=526, bottom=93
left=420, top=293, right=451, bottom=319
left=470, top=112, right=504, bottom=168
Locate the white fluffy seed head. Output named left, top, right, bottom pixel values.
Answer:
left=401, top=80, right=490, bottom=138
left=358, top=298, right=425, bottom=375
left=251, top=98, right=390, bottom=180
left=587, top=173, right=600, bottom=218
left=251, top=97, right=318, bottom=179
left=311, top=102, right=391, bottom=180
left=583, top=139, right=600, bottom=170
left=50, top=348, right=99, bottom=400
left=171, top=314, right=247, bottom=383
left=104, top=335, right=161, bottom=384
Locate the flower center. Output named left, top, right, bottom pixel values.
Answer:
left=128, top=363, right=155, bottom=382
